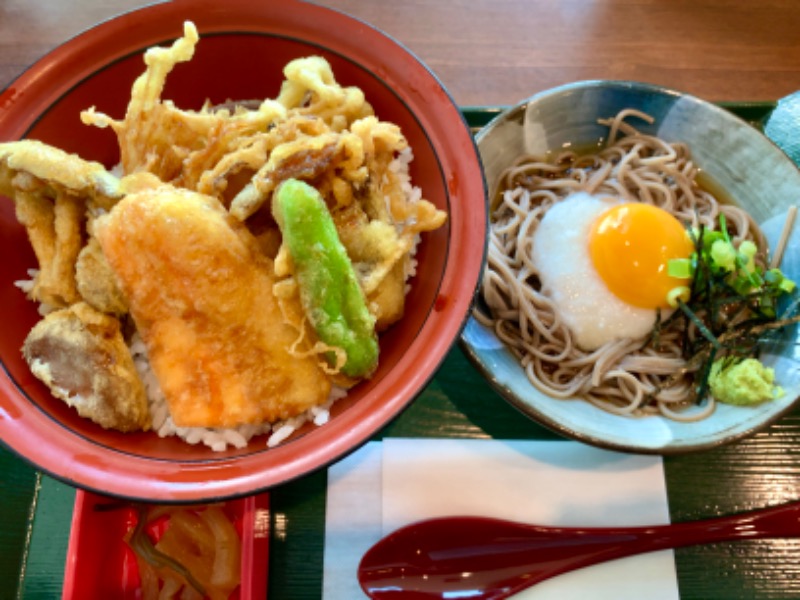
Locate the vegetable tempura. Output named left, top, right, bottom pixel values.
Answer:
left=1, top=20, right=447, bottom=449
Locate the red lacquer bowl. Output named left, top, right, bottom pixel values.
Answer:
left=0, top=0, right=486, bottom=500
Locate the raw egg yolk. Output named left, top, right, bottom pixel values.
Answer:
left=589, top=203, right=694, bottom=309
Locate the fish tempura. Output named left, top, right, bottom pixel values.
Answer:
left=94, top=185, right=332, bottom=428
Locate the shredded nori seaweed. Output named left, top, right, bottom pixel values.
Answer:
left=666, top=220, right=800, bottom=403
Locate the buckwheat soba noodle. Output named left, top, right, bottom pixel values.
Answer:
left=475, top=108, right=767, bottom=422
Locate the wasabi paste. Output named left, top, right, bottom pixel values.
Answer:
left=709, top=358, right=784, bottom=406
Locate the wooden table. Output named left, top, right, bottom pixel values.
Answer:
left=3, top=1, right=800, bottom=598
left=3, top=0, right=800, bottom=106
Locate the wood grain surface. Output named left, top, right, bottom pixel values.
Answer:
left=2, top=0, right=800, bottom=106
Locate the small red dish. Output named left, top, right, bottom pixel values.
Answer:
left=62, top=490, right=270, bottom=600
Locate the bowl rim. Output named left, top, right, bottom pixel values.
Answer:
left=462, top=79, right=800, bottom=455
left=0, top=0, right=488, bottom=500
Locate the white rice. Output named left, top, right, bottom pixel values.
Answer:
left=387, top=148, right=423, bottom=288
left=129, top=333, right=349, bottom=452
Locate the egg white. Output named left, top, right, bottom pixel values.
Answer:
left=531, top=192, right=671, bottom=351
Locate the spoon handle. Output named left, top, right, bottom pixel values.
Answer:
left=493, top=499, right=800, bottom=595
left=611, top=499, right=800, bottom=551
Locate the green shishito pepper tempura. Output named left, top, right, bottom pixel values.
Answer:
left=273, top=179, right=379, bottom=379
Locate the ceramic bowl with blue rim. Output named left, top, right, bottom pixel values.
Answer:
left=462, top=80, right=800, bottom=454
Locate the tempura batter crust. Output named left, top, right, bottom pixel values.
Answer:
left=94, top=186, right=332, bottom=428
left=22, top=302, right=150, bottom=432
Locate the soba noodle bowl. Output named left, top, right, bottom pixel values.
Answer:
left=476, top=108, right=767, bottom=422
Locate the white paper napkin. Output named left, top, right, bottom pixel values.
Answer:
left=323, top=438, right=678, bottom=600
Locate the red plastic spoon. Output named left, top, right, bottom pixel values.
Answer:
left=358, top=500, right=800, bottom=599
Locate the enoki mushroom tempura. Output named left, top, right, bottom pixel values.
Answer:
left=476, top=109, right=766, bottom=422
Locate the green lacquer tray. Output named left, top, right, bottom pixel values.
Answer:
left=5, top=103, right=800, bottom=600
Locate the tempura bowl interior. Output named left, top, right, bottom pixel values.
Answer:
left=0, top=0, right=487, bottom=500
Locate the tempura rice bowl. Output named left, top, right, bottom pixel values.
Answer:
left=0, top=0, right=487, bottom=500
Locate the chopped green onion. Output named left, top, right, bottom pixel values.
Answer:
left=667, top=286, right=691, bottom=308
left=764, top=269, right=783, bottom=284
left=739, top=240, right=757, bottom=259
left=718, top=213, right=730, bottom=242
left=710, top=239, right=737, bottom=271
left=668, top=257, right=693, bottom=279
left=764, top=268, right=796, bottom=293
